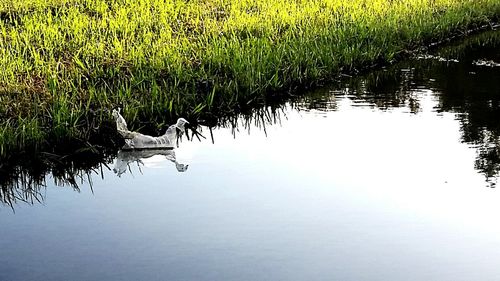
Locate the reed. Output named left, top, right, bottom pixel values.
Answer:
left=1, top=0, right=500, bottom=154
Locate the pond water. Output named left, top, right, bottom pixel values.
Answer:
left=1, top=30, right=500, bottom=281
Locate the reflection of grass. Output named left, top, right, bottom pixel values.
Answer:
left=1, top=0, right=500, bottom=153
left=0, top=138, right=118, bottom=209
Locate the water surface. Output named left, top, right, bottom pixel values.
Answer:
left=1, top=30, right=500, bottom=281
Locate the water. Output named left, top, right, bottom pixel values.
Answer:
left=1, top=30, right=500, bottom=281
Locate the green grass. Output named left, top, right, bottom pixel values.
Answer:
left=1, top=0, right=500, bottom=154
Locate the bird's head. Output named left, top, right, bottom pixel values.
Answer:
left=175, top=118, right=189, bottom=130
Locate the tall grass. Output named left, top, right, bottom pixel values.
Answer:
left=1, top=0, right=500, bottom=153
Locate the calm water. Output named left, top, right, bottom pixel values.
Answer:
left=1, top=30, right=500, bottom=281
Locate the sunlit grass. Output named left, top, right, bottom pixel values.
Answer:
left=0, top=0, right=499, bottom=153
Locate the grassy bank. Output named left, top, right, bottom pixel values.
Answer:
left=1, top=0, right=500, bottom=153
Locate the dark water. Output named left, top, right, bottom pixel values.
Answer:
left=1, top=30, right=500, bottom=281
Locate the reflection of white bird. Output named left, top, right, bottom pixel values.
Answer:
left=113, top=149, right=189, bottom=177
left=112, top=109, right=189, bottom=150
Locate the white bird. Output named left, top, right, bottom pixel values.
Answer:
left=112, top=109, right=189, bottom=150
